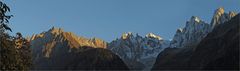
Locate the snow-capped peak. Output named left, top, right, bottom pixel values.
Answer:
left=121, top=32, right=133, bottom=39
left=108, top=32, right=169, bottom=70
left=214, top=7, right=225, bottom=16
left=170, top=7, right=237, bottom=48
left=210, top=7, right=237, bottom=30
left=190, top=16, right=201, bottom=23
left=170, top=16, right=210, bottom=48
left=146, top=33, right=163, bottom=40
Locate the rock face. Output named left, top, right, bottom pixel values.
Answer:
left=30, top=27, right=128, bottom=70
left=210, top=7, right=237, bottom=30
left=108, top=32, right=169, bottom=70
left=170, top=7, right=237, bottom=48
left=152, top=9, right=239, bottom=70
left=170, top=16, right=210, bottom=48
left=189, top=13, right=239, bottom=70
left=30, top=27, right=107, bottom=50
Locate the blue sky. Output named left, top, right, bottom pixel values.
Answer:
left=4, top=0, right=240, bottom=42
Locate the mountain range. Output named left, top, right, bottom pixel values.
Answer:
left=30, top=27, right=129, bottom=70
left=29, top=7, right=239, bottom=70
left=152, top=8, right=239, bottom=70
left=108, top=32, right=169, bottom=70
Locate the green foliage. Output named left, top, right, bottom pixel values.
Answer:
left=0, top=32, right=33, bottom=70
left=0, top=30, right=32, bottom=71
left=0, top=1, right=32, bottom=70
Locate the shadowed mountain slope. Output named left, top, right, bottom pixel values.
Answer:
left=152, top=13, right=239, bottom=70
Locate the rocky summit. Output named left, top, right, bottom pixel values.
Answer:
left=107, top=32, right=169, bottom=70
left=30, top=27, right=107, bottom=50
left=210, top=7, right=237, bottom=30
left=189, top=13, right=239, bottom=70
left=170, top=7, right=237, bottom=48
left=170, top=16, right=210, bottom=48
left=152, top=9, right=239, bottom=70
left=30, top=27, right=129, bottom=70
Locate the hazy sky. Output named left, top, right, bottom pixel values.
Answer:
left=4, top=0, right=240, bottom=42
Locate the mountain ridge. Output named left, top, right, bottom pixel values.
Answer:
left=30, top=27, right=129, bottom=70
left=107, top=32, right=169, bottom=70
left=28, top=7, right=239, bottom=70
left=170, top=7, right=237, bottom=48
left=152, top=9, right=239, bottom=70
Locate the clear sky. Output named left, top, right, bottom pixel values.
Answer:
left=4, top=0, right=240, bottom=42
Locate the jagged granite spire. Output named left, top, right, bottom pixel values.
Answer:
left=170, top=16, right=210, bottom=48
left=30, top=27, right=107, bottom=58
left=121, top=32, right=134, bottom=40
left=210, top=7, right=237, bottom=30
left=146, top=33, right=163, bottom=40
left=170, top=7, right=237, bottom=48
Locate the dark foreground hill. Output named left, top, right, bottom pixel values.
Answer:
left=33, top=46, right=129, bottom=70
left=188, top=13, right=239, bottom=70
left=152, top=14, right=239, bottom=70
left=72, top=47, right=129, bottom=70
